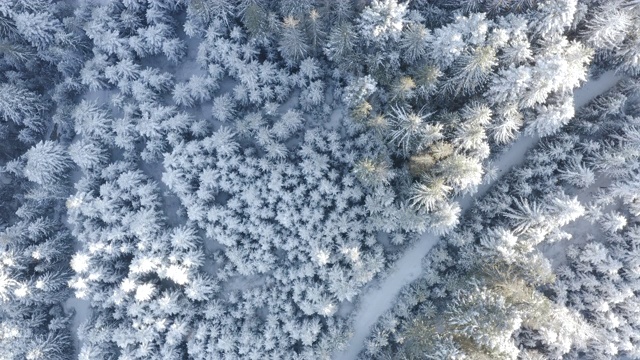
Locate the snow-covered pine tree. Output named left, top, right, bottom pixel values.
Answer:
left=22, top=141, right=71, bottom=185
left=278, top=16, right=309, bottom=64
left=0, top=84, right=45, bottom=127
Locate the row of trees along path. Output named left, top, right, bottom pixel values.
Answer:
left=333, top=70, right=624, bottom=360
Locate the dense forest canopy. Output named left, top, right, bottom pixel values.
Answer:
left=0, top=0, right=639, bottom=359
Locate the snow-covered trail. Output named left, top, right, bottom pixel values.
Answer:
left=333, top=70, right=623, bottom=360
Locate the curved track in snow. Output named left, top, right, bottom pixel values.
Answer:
left=333, top=71, right=624, bottom=360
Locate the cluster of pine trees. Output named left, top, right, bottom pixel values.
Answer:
left=547, top=81, right=640, bottom=359
left=0, top=1, right=92, bottom=358
left=362, top=142, right=593, bottom=358
left=360, top=70, right=640, bottom=360
left=1, top=0, right=639, bottom=359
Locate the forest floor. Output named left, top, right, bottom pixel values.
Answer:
left=333, top=70, right=624, bottom=360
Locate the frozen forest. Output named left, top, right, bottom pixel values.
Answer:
left=1, top=0, right=640, bottom=359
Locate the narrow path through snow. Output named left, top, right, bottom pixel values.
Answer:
left=333, top=70, right=623, bottom=360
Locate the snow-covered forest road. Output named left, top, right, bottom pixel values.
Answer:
left=333, top=70, right=623, bottom=360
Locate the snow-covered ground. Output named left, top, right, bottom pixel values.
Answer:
left=63, top=296, right=91, bottom=358
left=333, top=70, right=623, bottom=360
left=573, top=70, right=624, bottom=108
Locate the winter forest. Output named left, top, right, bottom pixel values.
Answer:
left=2, top=0, right=640, bottom=359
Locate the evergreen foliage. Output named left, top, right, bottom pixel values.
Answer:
left=0, top=0, right=638, bottom=358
